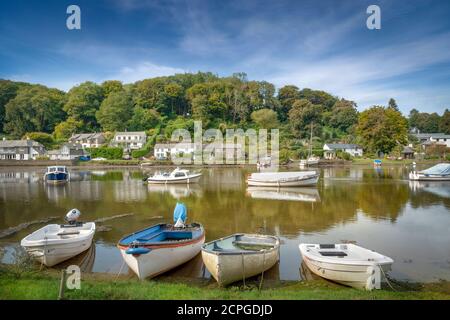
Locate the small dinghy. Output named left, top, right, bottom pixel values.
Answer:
left=409, top=163, right=450, bottom=181
left=247, top=171, right=319, bottom=187
left=299, top=243, right=394, bottom=290
left=202, top=234, right=280, bottom=286
left=21, top=209, right=95, bottom=267
left=44, top=166, right=70, bottom=184
left=117, top=202, right=205, bottom=280
left=146, top=167, right=202, bottom=184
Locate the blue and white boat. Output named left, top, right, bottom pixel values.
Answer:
left=117, top=203, right=205, bottom=280
left=44, top=166, right=70, bottom=184
left=409, top=163, right=450, bottom=181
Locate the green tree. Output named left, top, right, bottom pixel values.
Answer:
left=128, top=107, right=160, bottom=131
left=4, top=85, right=65, bottom=137
left=250, top=108, right=279, bottom=129
left=329, top=99, right=359, bottom=132
left=288, top=99, right=322, bottom=138
left=356, top=106, right=408, bottom=155
left=440, top=109, right=450, bottom=134
left=298, top=88, right=337, bottom=111
left=408, top=108, right=440, bottom=132
left=277, top=85, right=300, bottom=121
left=101, top=80, right=123, bottom=97
left=22, top=132, right=54, bottom=149
left=0, top=80, right=30, bottom=132
left=64, top=81, right=104, bottom=131
left=96, top=91, right=133, bottom=131
left=388, top=98, right=399, bottom=111
left=53, top=117, right=83, bottom=140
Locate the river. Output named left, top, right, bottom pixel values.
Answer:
left=1, top=165, right=449, bottom=283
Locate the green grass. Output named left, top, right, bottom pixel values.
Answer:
left=0, top=269, right=449, bottom=300
left=351, top=158, right=441, bottom=165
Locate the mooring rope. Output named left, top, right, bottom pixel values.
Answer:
left=378, top=264, right=396, bottom=291
left=241, top=252, right=246, bottom=288
left=115, top=259, right=126, bottom=282
left=259, top=251, right=266, bottom=291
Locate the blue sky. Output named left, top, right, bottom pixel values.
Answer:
left=0, top=0, right=449, bottom=114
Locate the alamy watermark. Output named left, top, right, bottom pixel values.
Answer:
left=156, top=121, right=280, bottom=168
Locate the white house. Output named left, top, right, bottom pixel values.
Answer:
left=323, top=143, right=363, bottom=159
left=413, top=133, right=450, bottom=149
left=48, top=143, right=87, bottom=160
left=111, top=131, right=147, bottom=152
left=69, top=133, right=105, bottom=148
left=0, top=139, right=46, bottom=160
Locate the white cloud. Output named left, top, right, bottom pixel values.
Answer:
left=113, top=62, right=185, bottom=83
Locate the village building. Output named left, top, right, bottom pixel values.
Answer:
left=47, top=143, right=87, bottom=160
left=69, top=133, right=105, bottom=148
left=111, top=131, right=147, bottom=152
left=401, top=146, right=415, bottom=159
left=0, top=138, right=46, bottom=160
left=413, top=133, right=450, bottom=150
left=154, top=143, right=244, bottom=161
left=323, top=143, right=363, bottom=159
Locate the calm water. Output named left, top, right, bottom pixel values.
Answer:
left=1, top=165, right=449, bottom=283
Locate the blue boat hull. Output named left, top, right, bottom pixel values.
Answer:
left=46, top=172, right=69, bottom=183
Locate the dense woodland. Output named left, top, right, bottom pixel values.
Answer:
left=0, top=73, right=449, bottom=160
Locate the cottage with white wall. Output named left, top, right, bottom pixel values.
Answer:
left=47, top=143, right=87, bottom=160
left=69, top=133, right=105, bottom=148
left=111, top=131, right=147, bottom=152
left=0, top=139, right=46, bottom=160
left=323, top=143, right=363, bottom=159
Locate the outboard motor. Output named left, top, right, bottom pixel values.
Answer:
left=173, top=202, right=187, bottom=228
left=65, top=208, right=81, bottom=225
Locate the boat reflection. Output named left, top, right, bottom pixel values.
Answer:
left=246, top=187, right=320, bottom=202
left=147, top=184, right=202, bottom=199
left=55, top=244, right=96, bottom=273
left=409, top=180, right=450, bottom=198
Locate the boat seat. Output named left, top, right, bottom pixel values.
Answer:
left=233, top=241, right=274, bottom=247
left=136, top=231, right=164, bottom=242
left=57, top=231, right=80, bottom=236
left=319, top=251, right=347, bottom=257
left=319, top=244, right=336, bottom=249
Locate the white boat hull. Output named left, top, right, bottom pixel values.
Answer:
left=120, top=235, right=205, bottom=280
left=147, top=174, right=202, bottom=184
left=299, top=243, right=393, bottom=290
left=247, top=175, right=319, bottom=187
left=21, top=225, right=95, bottom=267
left=409, top=172, right=450, bottom=181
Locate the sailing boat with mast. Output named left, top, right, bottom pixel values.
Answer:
left=300, top=123, right=320, bottom=167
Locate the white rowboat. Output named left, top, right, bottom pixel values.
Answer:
left=21, top=222, right=96, bottom=267
left=247, top=171, right=319, bottom=187
left=202, top=234, right=280, bottom=286
left=299, top=243, right=393, bottom=290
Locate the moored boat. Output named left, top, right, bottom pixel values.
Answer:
left=409, top=163, right=450, bottom=181
left=247, top=171, right=319, bottom=187
left=299, top=157, right=320, bottom=167
left=44, top=166, right=70, bottom=184
left=299, top=243, right=394, bottom=290
left=117, top=203, right=205, bottom=280
left=202, top=234, right=280, bottom=286
left=146, top=167, right=202, bottom=184
left=20, top=209, right=95, bottom=267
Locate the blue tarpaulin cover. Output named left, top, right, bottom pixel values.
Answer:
left=173, top=202, right=187, bottom=224
left=420, top=163, right=450, bottom=176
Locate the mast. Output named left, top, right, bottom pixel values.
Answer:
left=309, top=122, right=313, bottom=158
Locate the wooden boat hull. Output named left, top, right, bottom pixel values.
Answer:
left=299, top=244, right=393, bottom=290
left=247, top=174, right=319, bottom=187
left=147, top=173, right=202, bottom=184
left=21, top=223, right=95, bottom=267
left=202, top=234, right=280, bottom=286
left=119, top=234, right=205, bottom=280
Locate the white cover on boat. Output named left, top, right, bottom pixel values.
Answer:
left=419, top=163, right=450, bottom=175
left=249, top=171, right=316, bottom=182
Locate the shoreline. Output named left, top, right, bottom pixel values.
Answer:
left=0, top=266, right=449, bottom=300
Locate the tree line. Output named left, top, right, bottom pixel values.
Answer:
left=0, top=73, right=448, bottom=158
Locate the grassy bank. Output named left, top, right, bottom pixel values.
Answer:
left=1, top=268, right=449, bottom=300
left=351, top=158, right=442, bottom=165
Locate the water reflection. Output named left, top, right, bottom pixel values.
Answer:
left=0, top=166, right=449, bottom=283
